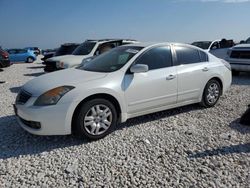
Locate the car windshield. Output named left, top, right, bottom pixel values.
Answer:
left=55, top=45, right=78, bottom=56
left=72, top=42, right=96, bottom=55
left=191, top=41, right=212, bottom=49
left=77, top=46, right=143, bottom=73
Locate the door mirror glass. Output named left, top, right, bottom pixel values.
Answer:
left=130, top=64, right=148, bottom=73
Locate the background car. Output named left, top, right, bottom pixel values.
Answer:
left=226, top=43, right=250, bottom=75
left=192, top=39, right=235, bottom=59
left=43, top=43, right=79, bottom=72
left=46, top=39, right=138, bottom=72
left=15, top=42, right=232, bottom=140
left=0, top=49, right=11, bottom=68
left=24, top=47, right=41, bottom=56
left=7, top=49, right=37, bottom=63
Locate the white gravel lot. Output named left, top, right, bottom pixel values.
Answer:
left=0, top=57, right=250, bottom=187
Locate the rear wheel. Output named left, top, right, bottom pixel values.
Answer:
left=27, top=57, right=34, bottom=63
left=200, top=79, right=222, bottom=107
left=74, top=98, right=117, bottom=140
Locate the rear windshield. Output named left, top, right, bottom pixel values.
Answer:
left=55, top=45, right=78, bottom=56
left=72, top=42, right=96, bottom=55
left=191, top=42, right=212, bottom=50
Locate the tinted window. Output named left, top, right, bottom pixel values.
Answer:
left=8, top=50, right=16, bottom=54
left=78, top=46, right=143, bottom=72
left=191, top=41, right=212, bottom=50
left=135, top=46, right=172, bottom=70
left=72, top=42, right=96, bottom=55
left=17, top=49, right=27, bottom=54
left=175, top=46, right=201, bottom=64
left=55, top=45, right=78, bottom=56
left=199, top=51, right=208, bottom=62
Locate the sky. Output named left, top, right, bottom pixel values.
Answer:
left=0, top=0, right=250, bottom=49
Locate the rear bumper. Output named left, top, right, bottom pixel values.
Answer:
left=225, top=57, right=250, bottom=72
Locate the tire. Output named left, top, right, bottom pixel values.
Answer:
left=200, top=79, right=222, bottom=108
left=27, top=57, right=34, bottom=63
left=73, top=98, right=117, bottom=140
left=232, top=70, right=240, bottom=76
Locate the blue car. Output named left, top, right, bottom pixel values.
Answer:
left=7, top=49, right=37, bottom=63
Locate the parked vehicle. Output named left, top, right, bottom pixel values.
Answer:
left=7, top=49, right=37, bottom=63
left=246, top=37, right=250, bottom=44
left=226, top=44, right=250, bottom=75
left=192, top=39, right=235, bottom=59
left=0, top=49, right=11, bottom=68
left=24, top=47, right=41, bottom=56
left=14, top=42, right=232, bottom=140
left=46, top=39, right=137, bottom=72
left=43, top=43, right=79, bottom=72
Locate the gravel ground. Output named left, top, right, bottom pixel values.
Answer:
left=0, top=57, right=250, bottom=187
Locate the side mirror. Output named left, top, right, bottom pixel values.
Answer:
left=130, top=64, right=148, bottom=73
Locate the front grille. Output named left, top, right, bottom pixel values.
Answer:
left=16, top=90, right=32, bottom=104
left=230, top=50, right=250, bottom=59
left=19, top=117, right=41, bottom=129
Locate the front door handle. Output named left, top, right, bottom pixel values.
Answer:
left=202, top=67, right=209, bottom=72
left=166, top=74, right=176, bottom=80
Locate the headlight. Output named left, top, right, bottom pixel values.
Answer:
left=34, top=86, right=74, bottom=106
left=56, top=61, right=64, bottom=68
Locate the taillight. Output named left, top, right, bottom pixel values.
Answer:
left=221, top=59, right=231, bottom=71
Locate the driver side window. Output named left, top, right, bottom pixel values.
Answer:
left=134, top=46, right=172, bottom=71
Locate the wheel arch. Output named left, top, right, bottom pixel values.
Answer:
left=71, top=93, right=122, bottom=133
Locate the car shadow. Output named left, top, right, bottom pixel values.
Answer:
left=188, top=143, right=250, bottom=158
left=117, top=104, right=203, bottom=130
left=0, top=104, right=203, bottom=160
left=0, top=115, right=86, bottom=160
left=23, top=72, right=45, bottom=77
left=232, top=72, right=250, bottom=86
left=9, top=86, right=21, bottom=93
left=188, top=119, right=250, bottom=158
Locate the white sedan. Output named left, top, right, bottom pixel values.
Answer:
left=14, top=43, right=232, bottom=140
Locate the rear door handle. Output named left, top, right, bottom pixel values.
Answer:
left=166, top=74, right=176, bottom=80
left=202, top=67, right=209, bottom=72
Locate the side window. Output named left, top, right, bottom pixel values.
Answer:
left=135, top=46, right=172, bottom=70
left=175, top=46, right=201, bottom=64
left=199, top=51, right=208, bottom=62
left=210, top=42, right=220, bottom=50
left=8, top=50, right=16, bottom=54
left=18, top=49, right=26, bottom=54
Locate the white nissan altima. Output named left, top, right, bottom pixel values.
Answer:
left=14, top=43, right=232, bottom=140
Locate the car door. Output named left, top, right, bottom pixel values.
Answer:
left=174, top=45, right=210, bottom=103
left=124, top=45, right=177, bottom=115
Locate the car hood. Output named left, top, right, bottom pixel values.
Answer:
left=22, top=68, right=107, bottom=96
left=47, top=55, right=76, bottom=62
left=62, top=55, right=90, bottom=68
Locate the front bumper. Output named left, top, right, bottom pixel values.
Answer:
left=44, top=61, right=62, bottom=72
left=0, top=59, right=11, bottom=68
left=15, top=101, right=73, bottom=135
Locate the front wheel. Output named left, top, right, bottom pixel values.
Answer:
left=200, top=79, right=222, bottom=108
left=74, top=98, right=117, bottom=140
left=27, top=57, right=34, bottom=63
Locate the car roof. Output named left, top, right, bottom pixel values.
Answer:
left=233, top=44, right=250, bottom=48
left=85, top=39, right=137, bottom=44
left=124, top=42, right=203, bottom=49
